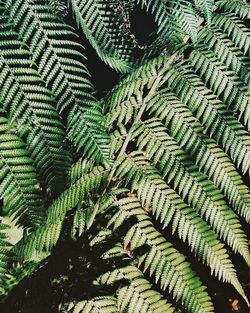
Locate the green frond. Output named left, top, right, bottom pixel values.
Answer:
left=108, top=196, right=215, bottom=313
left=71, top=205, right=93, bottom=238
left=217, top=0, right=250, bottom=19
left=5, top=0, right=110, bottom=164
left=67, top=105, right=111, bottom=164
left=139, top=0, right=199, bottom=43
left=147, top=91, right=250, bottom=222
left=115, top=151, right=250, bottom=280
left=0, top=224, right=13, bottom=289
left=68, top=157, right=94, bottom=185
left=69, top=0, right=135, bottom=73
left=15, top=166, right=107, bottom=261
left=194, top=0, right=214, bottom=22
left=129, top=122, right=250, bottom=262
left=211, top=12, right=250, bottom=54
left=0, top=117, right=44, bottom=227
left=164, top=62, right=250, bottom=175
left=97, top=265, right=176, bottom=313
left=188, top=46, right=250, bottom=130
left=0, top=1, right=249, bottom=312
left=0, top=8, right=71, bottom=194
left=68, top=296, right=118, bottom=313
left=197, top=25, right=250, bottom=85
left=110, top=123, right=128, bottom=156
left=47, top=0, right=68, bottom=17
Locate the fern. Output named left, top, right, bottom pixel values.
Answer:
left=211, top=12, right=250, bottom=54
left=67, top=296, right=118, bottom=313
left=139, top=0, right=199, bottom=43
left=0, top=1, right=250, bottom=312
left=0, top=224, right=13, bottom=289
left=5, top=0, right=110, bottom=164
left=15, top=166, right=108, bottom=261
left=97, top=265, right=175, bottom=313
left=188, top=46, right=250, bottom=129
left=107, top=196, right=215, bottom=313
left=194, top=0, right=214, bottom=22
left=217, top=0, right=250, bottom=19
left=164, top=62, right=250, bottom=174
left=148, top=91, right=250, bottom=222
left=0, top=117, right=44, bottom=227
left=0, top=4, right=71, bottom=194
left=197, top=24, right=250, bottom=85
left=69, top=0, right=135, bottom=72
left=114, top=152, right=248, bottom=288
left=129, top=122, right=250, bottom=263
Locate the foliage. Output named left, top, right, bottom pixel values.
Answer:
left=0, top=0, right=250, bottom=312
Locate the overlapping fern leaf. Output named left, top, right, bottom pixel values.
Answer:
left=97, top=265, right=176, bottom=313
left=4, top=0, right=110, bottom=164
left=0, top=1, right=249, bottom=312
left=101, top=9, right=250, bottom=306
left=0, top=117, right=44, bottom=227
left=217, top=0, right=250, bottom=19
left=69, top=0, right=136, bottom=73
left=0, top=5, right=71, bottom=195
left=15, top=166, right=108, bottom=262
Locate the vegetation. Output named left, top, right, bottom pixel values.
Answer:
left=0, top=0, right=249, bottom=312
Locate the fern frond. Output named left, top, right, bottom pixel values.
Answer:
left=0, top=9, right=71, bottom=194
left=197, top=25, right=250, bottom=85
left=118, top=154, right=244, bottom=287
left=97, top=265, right=176, bottom=313
left=211, top=12, right=250, bottom=54
left=217, top=0, right=250, bottom=19
left=188, top=46, right=250, bottom=130
left=47, top=0, right=68, bottom=17
left=147, top=91, right=250, bottom=222
left=0, top=117, right=44, bottom=227
left=69, top=0, right=135, bottom=73
left=5, top=0, right=110, bottom=163
left=108, top=196, right=215, bottom=313
left=68, top=157, right=94, bottom=185
left=194, top=0, right=214, bottom=22
left=116, top=151, right=250, bottom=268
left=67, top=105, right=111, bottom=164
left=71, top=205, right=93, bottom=238
left=164, top=62, right=250, bottom=175
left=68, top=296, right=118, bottom=313
left=139, top=0, right=199, bottom=43
left=0, top=224, right=13, bottom=288
left=15, top=166, right=107, bottom=261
